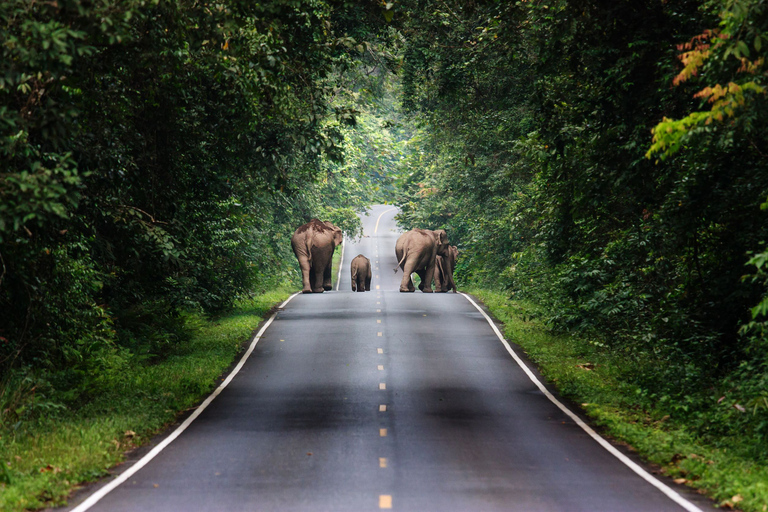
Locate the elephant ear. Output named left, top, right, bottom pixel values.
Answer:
left=333, top=227, right=343, bottom=246
left=436, top=229, right=448, bottom=245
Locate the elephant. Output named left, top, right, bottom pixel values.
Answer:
left=350, top=254, right=372, bottom=292
left=393, top=228, right=450, bottom=293
left=291, top=219, right=343, bottom=293
left=434, top=245, right=458, bottom=293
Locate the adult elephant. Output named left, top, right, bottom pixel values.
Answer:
left=435, top=245, right=458, bottom=293
left=393, top=228, right=450, bottom=293
left=291, top=219, right=343, bottom=293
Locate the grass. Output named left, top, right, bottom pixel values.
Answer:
left=333, top=243, right=342, bottom=289
left=0, top=286, right=294, bottom=512
left=468, top=287, right=768, bottom=512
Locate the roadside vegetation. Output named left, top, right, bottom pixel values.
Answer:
left=471, top=289, right=768, bottom=510
left=0, top=288, right=292, bottom=511
left=391, top=1, right=768, bottom=510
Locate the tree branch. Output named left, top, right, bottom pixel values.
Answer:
left=117, top=205, right=169, bottom=225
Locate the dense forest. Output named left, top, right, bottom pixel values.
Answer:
left=1, top=0, right=401, bottom=411
left=394, top=0, right=768, bottom=460
left=2, top=0, right=768, bottom=508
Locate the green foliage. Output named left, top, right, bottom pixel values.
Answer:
left=0, top=288, right=293, bottom=511
left=473, top=287, right=768, bottom=511
left=0, top=0, right=390, bottom=428
left=392, top=0, right=768, bottom=473
left=648, top=0, right=768, bottom=160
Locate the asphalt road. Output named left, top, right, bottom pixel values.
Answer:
left=64, top=205, right=715, bottom=512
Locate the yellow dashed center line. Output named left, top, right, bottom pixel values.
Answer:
left=363, top=240, right=392, bottom=512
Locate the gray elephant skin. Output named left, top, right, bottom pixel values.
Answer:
left=350, top=254, right=372, bottom=292
left=394, top=228, right=450, bottom=293
left=435, top=245, right=458, bottom=293
left=291, top=219, right=343, bottom=293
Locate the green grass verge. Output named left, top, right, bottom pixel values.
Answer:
left=468, top=287, right=768, bottom=511
left=0, top=286, right=294, bottom=512
left=333, top=243, right=342, bottom=290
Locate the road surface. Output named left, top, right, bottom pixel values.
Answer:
left=64, top=205, right=714, bottom=511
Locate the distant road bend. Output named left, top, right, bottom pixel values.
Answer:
left=64, top=205, right=715, bottom=512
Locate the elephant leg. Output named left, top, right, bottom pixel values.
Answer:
left=323, top=260, right=333, bottom=291
left=357, top=276, right=366, bottom=292
left=351, top=278, right=357, bottom=292
left=434, top=266, right=444, bottom=292
left=416, top=268, right=427, bottom=292
left=365, top=267, right=372, bottom=291
left=435, top=257, right=449, bottom=292
left=297, top=255, right=313, bottom=293
left=422, top=261, right=436, bottom=293
left=399, top=258, right=418, bottom=292
left=308, top=266, right=322, bottom=293
left=309, top=262, right=325, bottom=293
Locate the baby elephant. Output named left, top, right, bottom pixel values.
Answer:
left=350, top=254, right=372, bottom=292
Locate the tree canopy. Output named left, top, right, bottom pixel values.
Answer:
left=0, top=0, right=397, bottom=401
left=392, top=0, right=768, bottom=458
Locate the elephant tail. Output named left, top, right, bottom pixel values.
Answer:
left=393, top=249, right=408, bottom=273
left=305, top=228, right=314, bottom=265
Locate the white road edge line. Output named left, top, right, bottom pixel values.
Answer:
left=374, top=207, right=396, bottom=235
left=70, top=292, right=302, bottom=512
left=335, top=236, right=345, bottom=291
left=459, top=293, right=704, bottom=512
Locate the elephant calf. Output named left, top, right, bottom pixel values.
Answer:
left=350, top=254, right=372, bottom=292
left=435, top=245, right=458, bottom=293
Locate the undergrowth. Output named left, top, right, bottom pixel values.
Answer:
left=0, top=287, right=293, bottom=512
left=469, top=287, right=768, bottom=512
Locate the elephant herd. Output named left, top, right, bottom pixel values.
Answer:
left=394, top=228, right=457, bottom=293
left=291, top=220, right=458, bottom=294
